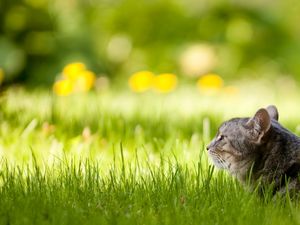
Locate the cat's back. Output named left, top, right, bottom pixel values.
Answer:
left=271, top=120, right=300, bottom=149
left=269, top=119, right=300, bottom=164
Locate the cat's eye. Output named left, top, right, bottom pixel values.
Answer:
left=217, top=135, right=225, bottom=141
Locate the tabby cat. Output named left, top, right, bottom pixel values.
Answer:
left=207, top=105, right=300, bottom=194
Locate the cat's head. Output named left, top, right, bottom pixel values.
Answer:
left=207, top=105, right=279, bottom=176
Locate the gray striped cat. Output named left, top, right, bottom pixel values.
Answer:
left=207, top=105, right=300, bottom=195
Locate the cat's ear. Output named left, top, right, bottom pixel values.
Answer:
left=246, top=108, right=271, bottom=143
left=266, top=105, right=279, bottom=121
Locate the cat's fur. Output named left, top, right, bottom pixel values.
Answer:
left=207, top=105, right=300, bottom=194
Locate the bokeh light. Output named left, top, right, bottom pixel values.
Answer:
left=107, top=34, right=132, bottom=63
left=180, top=44, right=217, bottom=77
left=226, top=18, right=253, bottom=44
left=0, top=0, right=300, bottom=87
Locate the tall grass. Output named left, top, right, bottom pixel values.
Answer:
left=1, top=154, right=300, bottom=225
left=1, top=86, right=300, bottom=224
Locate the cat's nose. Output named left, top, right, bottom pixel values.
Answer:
left=206, top=140, right=215, bottom=151
left=206, top=142, right=212, bottom=151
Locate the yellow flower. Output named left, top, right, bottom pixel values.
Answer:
left=62, top=62, right=86, bottom=81
left=73, top=70, right=96, bottom=92
left=197, top=73, right=223, bottom=94
left=0, top=68, right=4, bottom=85
left=53, top=79, right=73, bottom=96
left=223, top=85, right=239, bottom=95
left=55, top=62, right=96, bottom=95
left=153, top=73, right=177, bottom=93
left=128, top=71, right=154, bottom=92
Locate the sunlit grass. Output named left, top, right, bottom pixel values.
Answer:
left=0, top=153, right=299, bottom=225
left=1, top=82, right=300, bottom=224
left=2, top=83, right=300, bottom=165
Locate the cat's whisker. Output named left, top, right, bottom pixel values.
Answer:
left=208, top=151, right=229, bottom=169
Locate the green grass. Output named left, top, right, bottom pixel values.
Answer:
left=1, top=85, right=300, bottom=224
left=1, top=158, right=299, bottom=225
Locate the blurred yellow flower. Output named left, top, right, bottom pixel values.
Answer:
left=53, top=79, right=73, bottom=96
left=197, top=73, right=223, bottom=94
left=153, top=73, right=177, bottom=93
left=62, top=62, right=86, bottom=81
left=0, top=68, right=4, bottom=85
left=128, top=71, right=154, bottom=92
left=73, top=70, right=96, bottom=92
left=53, top=62, right=96, bottom=96
left=223, top=85, right=239, bottom=95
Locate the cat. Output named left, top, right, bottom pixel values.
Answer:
left=207, top=105, right=300, bottom=195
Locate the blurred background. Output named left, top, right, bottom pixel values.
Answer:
left=2, top=0, right=300, bottom=168
left=1, top=0, right=300, bottom=88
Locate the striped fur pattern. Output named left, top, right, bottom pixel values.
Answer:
left=207, top=105, right=300, bottom=194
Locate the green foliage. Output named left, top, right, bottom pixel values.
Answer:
left=1, top=0, right=300, bottom=85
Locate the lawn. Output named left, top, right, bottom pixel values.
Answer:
left=1, top=83, right=300, bottom=225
